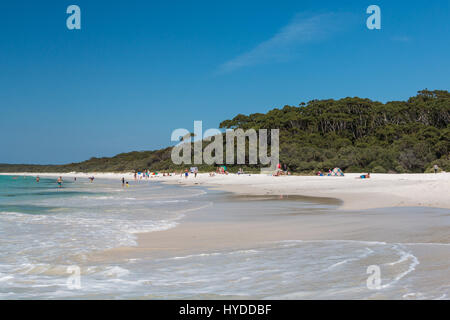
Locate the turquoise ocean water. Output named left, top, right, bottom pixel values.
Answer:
left=0, top=175, right=208, bottom=298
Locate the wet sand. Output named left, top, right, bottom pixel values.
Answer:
left=83, top=188, right=450, bottom=299
left=94, top=192, right=450, bottom=264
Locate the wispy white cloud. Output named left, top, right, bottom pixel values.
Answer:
left=217, top=12, right=348, bottom=74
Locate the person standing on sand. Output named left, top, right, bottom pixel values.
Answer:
left=122, top=177, right=125, bottom=187
left=434, top=164, right=439, bottom=174
left=184, top=169, right=189, bottom=178
left=194, top=168, right=198, bottom=178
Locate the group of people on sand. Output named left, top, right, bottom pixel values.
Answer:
left=134, top=170, right=174, bottom=180
left=134, top=170, right=159, bottom=180
left=216, top=166, right=228, bottom=175
left=132, top=168, right=204, bottom=179
left=208, top=166, right=230, bottom=176
left=162, top=167, right=239, bottom=178
left=32, top=162, right=443, bottom=191
left=134, top=171, right=148, bottom=180
left=163, top=166, right=233, bottom=178
left=179, top=167, right=198, bottom=178
left=273, top=163, right=291, bottom=176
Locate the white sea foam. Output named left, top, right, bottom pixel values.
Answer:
left=171, top=252, right=223, bottom=260
left=101, top=266, right=130, bottom=278
left=0, top=275, right=14, bottom=282
left=380, top=245, right=420, bottom=289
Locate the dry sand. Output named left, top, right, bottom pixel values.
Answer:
left=160, top=172, right=450, bottom=211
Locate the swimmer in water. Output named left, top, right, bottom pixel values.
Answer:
left=57, top=176, right=63, bottom=188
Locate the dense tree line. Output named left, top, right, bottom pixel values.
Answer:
left=219, top=90, right=449, bottom=173
left=1, top=90, right=448, bottom=174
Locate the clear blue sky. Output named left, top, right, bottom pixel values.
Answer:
left=1, top=0, right=449, bottom=164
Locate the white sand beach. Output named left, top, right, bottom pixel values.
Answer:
left=161, top=172, right=450, bottom=211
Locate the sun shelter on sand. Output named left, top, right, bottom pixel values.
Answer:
left=330, top=168, right=344, bottom=176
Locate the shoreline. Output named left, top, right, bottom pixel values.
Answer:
left=3, top=171, right=448, bottom=211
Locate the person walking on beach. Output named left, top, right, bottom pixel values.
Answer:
left=194, top=168, right=198, bottom=178
left=57, top=176, right=63, bottom=188
left=434, top=164, right=439, bottom=174
left=184, top=169, right=189, bottom=179
left=122, top=177, right=125, bottom=187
